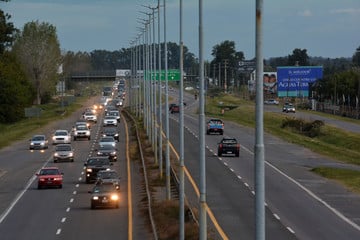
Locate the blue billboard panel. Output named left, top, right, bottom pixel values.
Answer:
left=277, top=66, right=323, bottom=97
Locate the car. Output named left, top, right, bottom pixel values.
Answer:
left=73, top=119, right=90, bottom=130
left=217, top=137, right=240, bottom=157
left=53, top=144, right=74, bottom=162
left=169, top=103, right=176, bottom=111
left=98, top=136, right=116, bottom=148
left=36, top=167, right=63, bottom=189
left=283, top=103, right=296, bottom=113
left=102, top=127, right=119, bottom=142
left=84, top=157, right=112, bottom=183
left=89, top=183, right=120, bottom=209
left=83, top=111, right=97, bottom=123
left=170, top=105, right=180, bottom=113
left=264, top=99, right=279, bottom=105
left=95, top=169, right=120, bottom=190
left=29, top=135, right=49, bottom=150
left=96, top=145, right=118, bottom=162
left=108, top=110, right=121, bottom=122
left=206, top=119, right=224, bottom=135
left=73, top=124, right=91, bottom=141
left=103, top=115, right=118, bottom=127
left=52, top=129, right=71, bottom=145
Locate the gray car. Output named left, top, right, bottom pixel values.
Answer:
left=29, top=135, right=49, bottom=150
left=53, top=144, right=74, bottom=162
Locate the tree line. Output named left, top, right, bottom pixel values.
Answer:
left=1, top=0, right=360, bottom=124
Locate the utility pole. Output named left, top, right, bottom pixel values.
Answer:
left=223, top=59, right=229, bottom=92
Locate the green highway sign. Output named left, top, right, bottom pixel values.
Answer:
left=145, top=69, right=180, bottom=81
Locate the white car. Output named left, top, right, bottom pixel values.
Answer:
left=83, top=111, right=97, bottom=123
left=52, top=130, right=71, bottom=145
left=103, top=115, right=118, bottom=126
left=73, top=124, right=91, bottom=141
left=53, top=144, right=74, bottom=162
left=108, top=110, right=121, bottom=122
left=264, top=99, right=279, bottom=105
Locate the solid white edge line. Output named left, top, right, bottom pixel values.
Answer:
left=265, top=161, right=360, bottom=232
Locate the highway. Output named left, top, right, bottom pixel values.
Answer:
left=166, top=89, right=360, bottom=239
left=0, top=97, right=151, bottom=240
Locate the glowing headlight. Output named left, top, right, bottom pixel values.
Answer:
left=52, top=136, right=56, bottom=141
left=69, top=152, right=74, bottom=157
left=40, top=142, right=45, bottom=146
left=92, top=196, right=99, bottom=200
left=54, top=153, right=59, bottom=157
left=110, top=194, right=119, bottom=201
left=86, top=168, right=92, bottom=173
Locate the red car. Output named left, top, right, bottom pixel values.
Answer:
left=36, top=167, right=63, bottom=189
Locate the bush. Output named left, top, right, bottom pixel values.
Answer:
left=281, top=117, right=324, bottom=138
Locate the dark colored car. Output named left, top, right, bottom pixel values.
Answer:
left=96, top=169, right=120, bottom=190
left=96, top=145, right=118, bottom=162
left=206, top=119, right=224, bottom=135
left=170, top=105, right=180, bottom=113
left=36, top=167, right=63, bottom=189
left=217, top=137, right=240, bottom=157
left=102, top=127, right=120, bottom=142
left=89, top=183, right=120, bottom=209
left=84, top=157, right=112, bottom=183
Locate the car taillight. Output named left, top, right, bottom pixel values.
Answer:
left=219, top=144, right=223, bottom=149
left=237, top=144, right=240, bottom=150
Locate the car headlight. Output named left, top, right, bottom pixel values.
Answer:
left=92, top=196, right=99, bottom=200
left=30, top=142, right=34, bottom=146
left=52, top=136, right=56, bottom=141
left=86, top=168, right=92, bottom=173
left=40, top=142, right=45, bottom=146
left=110, top=194, right=119, bottom=201
left=54, top=153, right=59, bottom=157
left=111, top=151, right=116, bottom=156
left=69, top=152, right=74, bottom=157
left=114, top=134, right=119, bottom=137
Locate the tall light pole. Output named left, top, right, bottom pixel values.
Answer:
left=179, top=0, right=185, bottom=239
left=163, top=0, right=171, bottom=200
left=255, top=1, right=265, bottom=240
left=198, top=0, right=207, bottom=239
left=157, top=0, right=163, bottom=178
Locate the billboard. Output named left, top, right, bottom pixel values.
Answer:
left=263, top=72, right=277, bottom=94
left=277, top=66, right=323, bottom=97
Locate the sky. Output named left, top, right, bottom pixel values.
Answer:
left=1, top=0, right=360, bottom=61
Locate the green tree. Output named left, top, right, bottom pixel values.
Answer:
left=12, top=20, right=61, bottom=104
left=62, top=51, right=92, bottom=75
left=352, top=46, right=360, bottom=67
left=210, top=40, right=245, bottom=89
left=0, top=53, right=34, bottom=123
left=288, top=48, right=310, bottom=66
left=0, top=1, right=18, bottom=55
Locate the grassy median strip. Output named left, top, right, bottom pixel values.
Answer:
left=312, top=167, right=360, bottom=194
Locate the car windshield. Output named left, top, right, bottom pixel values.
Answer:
left=104, top=128, right=116, bottom=134
left=32, top=136, right=45, bottom=141
left=55, top=131, right=67, bottom=136
left=77, top=125, right=88, bottom=130
left=87, top=158, right=109, bottom=166
left=93, top=184, right=117, bottom=193
left=98, top=171, right=118, bottom=179
left=39, top=169, right=60, bottom=175
left=99, top=145, right=115, bottom=150
left=100, top=137, right=114, bottom=142
left=56, top=145, right=71, bottom=151
left=209, top=119, right=222, bottom=124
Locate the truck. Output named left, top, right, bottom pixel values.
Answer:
left=217, top=137, right=240, bottom=157
left=206, top=118, right=224, bottom=135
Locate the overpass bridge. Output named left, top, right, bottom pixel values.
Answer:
left=70, top=71, right=116, bottom=81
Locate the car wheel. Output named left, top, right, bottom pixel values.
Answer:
left=37, top=185, right=41, bottom=189
left=235, top=151, right=239, bottom=157
left=218, top=151, right=222, bottom=157
left=115, top=203, right=119, bottom=208
left=71, top=158, right=74, bottom=162
left=73, top=137, right=76, bottom=141
left=88, top=137, right=91, bottom=140
left=59, top=184, right=62, bottom=189
left=91, top=203, right=96, bottom=209
left=54, top=159, right=57, bottom=163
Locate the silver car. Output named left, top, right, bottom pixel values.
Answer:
left=103, top=115, right=118, bottom=127
left=53, top=144, right=74, bottom=162
left=29, top=135, right=49, bottom=150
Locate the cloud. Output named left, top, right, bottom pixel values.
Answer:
left=298, top=9, right=312, bottom=17
left=330, top=8, right=360, bottom=15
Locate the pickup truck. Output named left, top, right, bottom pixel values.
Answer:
left=217, top=137, right=240, bottom=157
left=206, top=118, right=224, bottom=135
